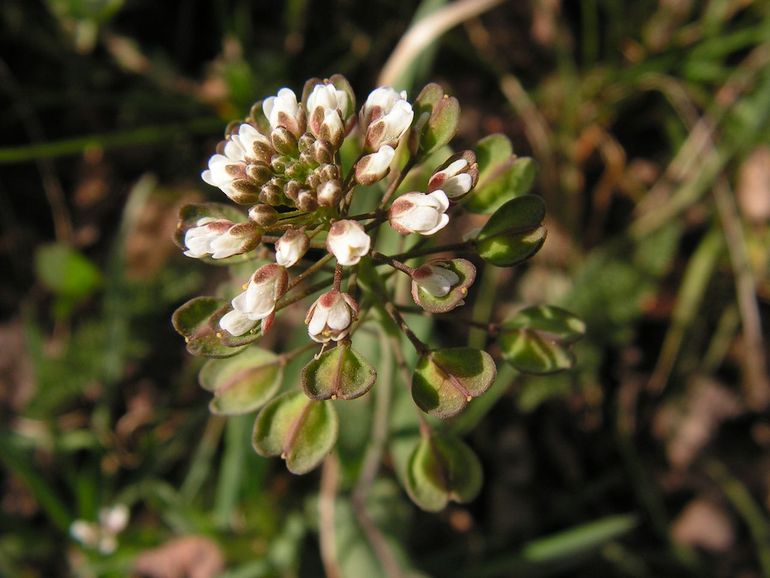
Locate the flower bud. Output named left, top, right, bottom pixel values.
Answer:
left=312, top=139, right=334, bottom=164
left=411, top=263, right=460, bottom=297
left=310, top=107, right=345, bottom=148
left=326, top=220, right=371, bottom=266
left=275, top=228, right=310, bottom=267
left=388, top=191, right=450, bottom=235
left=259, top=182, right=284, bottom=206
left=360, top=87, right=414, bottom=152
left=270, top=126, right=299, bottom=156
left=307, top=82, right=351, bottom=119
left=201, top=123, right=273, bottom=204
left=297, top=190, right=318, bottom=212
left=219, top=264, right=288, bottom=336
left=355, top=145, right=395, bottom=185
left=248, top=204, right=279, bottom=226
left=427, top=151, right=478, bottom=201
left=183, top=218, right=261, bottom=259
left=305, top=291, right=359, bottom=343
left=263, top=87, right=304, bottom=138
left=317, top=180, right=342, bottom=207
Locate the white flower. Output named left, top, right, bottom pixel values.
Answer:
left=263, top=88, right=303, bottom=137
left=326, top=220, right=371, bottom=266
left=70, top=504, right=129, bottom=554
left=427, top=155, right=477, bottom=200
left=305, top=291, right=358, bottom=343
left=412, top=264, right=460, bottom=297
left=184, top=218, right=260, bottom=259
left=219, top=264, right=288, bottom=336
left=201, top=123, right=271, bottom=203
left=355, top=145, right=395, bottom=185
left=274, top=228, right=310, bottom=268
left=307, top=83, right=349, bottom=118
left=360, top=87, right=414, bottom=151
left=388, top=190, right=450, bottom=235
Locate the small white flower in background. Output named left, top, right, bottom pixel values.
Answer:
left=355, top=145, right=395, bottom=185
left=428, top=153, right=478, bottom=201
left=412, top=263, right=460, bottom=297
left=388, top=190, right=450, bottom=235
left=305, top=291, right=358, bottom=343
left=275, top=228, right=310, bottom=268
left=70, top=504, right=129, bottom=554
left=360, top=87, right=414, bottom=151
left=220, top=264, right=288, bottom=336
left=201, top=123, right=271, bottom=204
left=184, top=218, right=260, bottom=259
left=263, top=88, right=303, bottom=137
left=326, top=220, right=371, bottom=266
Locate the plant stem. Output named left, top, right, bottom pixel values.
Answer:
left=332, top=264, right=344, bottom=291
left=370, top=251, right=415, bottom=275
left=319, top=455, right=342, bottom=578
left=287, top=253, right=335, bottom=291
left=379, top=158, right=416, bottom=209
left=390, top=239, right=476, bottom=261
left=384, top=301, right=429, bottom=355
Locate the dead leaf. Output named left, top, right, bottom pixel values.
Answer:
left=672, top=497, right=734, bottom=552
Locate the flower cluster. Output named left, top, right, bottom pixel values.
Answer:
left=173, top=74, right=578, bottom=508
left=178, top=75, right=479, bottom=344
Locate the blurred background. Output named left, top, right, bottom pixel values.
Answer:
left=2, top=0, right=770, bottom=576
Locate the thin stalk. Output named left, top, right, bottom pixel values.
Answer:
left=371, top=251, right=415, bottom=275
left=389, top=240, right=476, bottom=261
left=287, top=253, right=335, bottom=291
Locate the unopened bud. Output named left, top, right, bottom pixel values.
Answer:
left=312, top=140, right=334, bottom=164
left=271, top=126, right=298, bottom=155
left=355, top=146, right=395, bottom=185
left=317, top=180, right=342, bottom=207
left=297, top=190, right=318, bottom=212
left=245, top=162, right=272, bottom=186
left=275, top=228, right=310, bottom=267
left=427, top=151, right=478, bottom=201
left=259, top=183, right=283, bottom=205
left=298, top=133, right=315, bottom=152
left=249, top=204, right=279, bottom=226
left=270, top=154, right=291, bottom=173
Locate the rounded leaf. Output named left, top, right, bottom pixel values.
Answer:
left=499, top=306, right=586, bottom=374
left=476, top=195, right=547, bottom=267
left=301, top=343, right=376, bottom=401
left=252, top=392, right=338, bottom=474
left=171, top=297, right=249, bottom=357
left=412, top=348, right=496, bottom=419
left=199, top=347, right=283, bottom=415
left=411, top=258, right=476, bottom=313
left=405, top=433, right=483, bottom=512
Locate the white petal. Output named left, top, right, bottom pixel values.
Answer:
left=443, top=174, right=473, bottom=199
left=421, top=213, right=450, bottom=235
left=428, top=190, right=450, bottom=211
left=219, top=309, right=256, bottom=336
left=307, top=305, right=329, bottom=336
left=326, top=300, right=351, bottom=331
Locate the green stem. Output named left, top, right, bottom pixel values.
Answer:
left=390, top=240, right=476, bottom=261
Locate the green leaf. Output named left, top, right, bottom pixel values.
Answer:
left=412, top=83, right=460, bottom=156
left=410, top=258, right=476, bottom=313
left=171, top=296, right=250, bottom=357
left=35, top=243, right=102, bottom=299
left=199, top=347, right=284, bottom=415
left=466, top=132, right=537, bottom=214
left=301, top=343, right=377, bottom=401
left=475, top=195, right=546, bottom=267
left=405, top=433, right=482, bottom=512
left=252, top=392, right=338, bottom=474
left=499, top=306, right=586, bottom=374
left=412, top=347, right=496, bottom=419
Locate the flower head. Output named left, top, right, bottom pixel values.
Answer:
left=360, top=87, right=414, bottom=152
left=220, top=264, right=288, bottom=336
left=326, top=220, right=371, bottom=266
left=305, top=291, right=358, bottom=343
left=388, top=190, right=450, bottom=235
left=275, top=228, right=310, bottom=268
